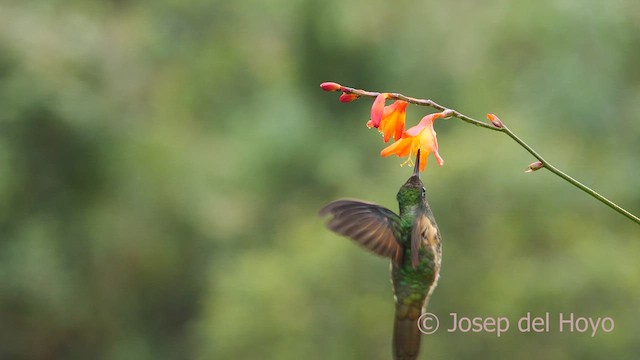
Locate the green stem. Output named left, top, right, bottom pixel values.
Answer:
left=501, top=126, right=640, bottom=224
left=335, top=84, right=640, bottom=225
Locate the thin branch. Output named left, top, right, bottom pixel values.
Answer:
left=333, top=84, right=640, bottom=225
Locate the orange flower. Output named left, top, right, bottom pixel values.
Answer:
left=367, top=94, right=408, bottom=142
left=380, top=112, right=445, bottom=171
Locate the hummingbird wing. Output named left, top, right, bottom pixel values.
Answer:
left=319, top=200, right=403, bottom=264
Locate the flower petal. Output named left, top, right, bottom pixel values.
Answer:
left=379, top=101, right=407, bottom=142
left=379, top=110, right=446, bottom=172
left=407, top=112, right=443, bottom=136
left=369, top=93, right=388, bottom=128
left=419, top=148, right=428, bottom=172
left=433, top=147, right=443, bottom=166
left=390, top=101, right=408, bottom=142
left=380, top=136, right=413, bottom=158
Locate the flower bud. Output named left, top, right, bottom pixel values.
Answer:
left=525, top=161, right=543, bottom=173
left=339, top=92, right=359, bottom=103
left=487, top=113, right=504, bottom=128
left=320, top=82, right=342, bottom=92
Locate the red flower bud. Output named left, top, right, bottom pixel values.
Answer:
left=525, top=161, right=543, bottom=173
left=320, top=82, right=342, bottom=92
left=487, top=113, right=504, bottom=128
left=339, top=93, right=359, bottom=103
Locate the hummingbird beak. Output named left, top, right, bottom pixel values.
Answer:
left=413, top=150, right=421, bottom=178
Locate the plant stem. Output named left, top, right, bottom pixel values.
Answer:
left=336, top=85, right=640, bottom=225
left=501, top=126, right=640, bottom=224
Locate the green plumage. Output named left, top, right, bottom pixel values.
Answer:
left=320, top=152, right=442, bottom=360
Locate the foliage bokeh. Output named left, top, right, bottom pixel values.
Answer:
left=1, top=1, right=639, bottom=359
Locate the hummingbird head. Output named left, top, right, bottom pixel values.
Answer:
left=396, top=150, right=427, bottom=211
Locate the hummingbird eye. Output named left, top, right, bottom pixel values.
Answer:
left=421, top=187, right=426, bottom=195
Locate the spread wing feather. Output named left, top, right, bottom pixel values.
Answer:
left=319, top=199, right=403, bottom=264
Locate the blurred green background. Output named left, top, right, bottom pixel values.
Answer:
left=1, top=0, right=639, bottom=359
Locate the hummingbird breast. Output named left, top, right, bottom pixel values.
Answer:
left=391, top=216, right=441, bottom=310
left=390, top=227, right=441, bottom=360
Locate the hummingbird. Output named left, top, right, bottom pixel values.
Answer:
left=319, top=150, right=442, bottom=360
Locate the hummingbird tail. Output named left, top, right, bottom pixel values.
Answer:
left=392, top=306, right=422, bottom=360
